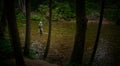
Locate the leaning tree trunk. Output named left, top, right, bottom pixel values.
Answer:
left=4, top=0, right=25, bottom=66
left=70, top=0, right=87, bottom=65
left=88, top=0, right=105, bottom=66
left=24, top=0, right=31, bottom=57
left=43, top=0, right=52, bottom=60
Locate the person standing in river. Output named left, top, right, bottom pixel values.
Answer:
left=38, top=21, right=43, bottom=35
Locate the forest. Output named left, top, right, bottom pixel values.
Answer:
left=0, top=0, right=120, bottom=66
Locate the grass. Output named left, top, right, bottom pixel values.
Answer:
left=17, top=19, right=120, bottom=64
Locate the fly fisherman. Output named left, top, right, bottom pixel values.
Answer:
left=38, top=21, right=43, bottom=35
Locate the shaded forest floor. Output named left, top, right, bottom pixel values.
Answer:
left=1, top=19, right=120, bottom=66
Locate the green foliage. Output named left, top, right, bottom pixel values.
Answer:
left=16, top=12, right=25, bottom=20
left=52, top=7, right=62, bottom=20
left=87, top=10, right=100, bottom=19
left=104, top=9, right=115, bottom=21
left=53, top=3, right=75, bottom=20
left=104, top=8, right=120, bottom=22
left=37, top=3, right=75, bottom=21
left=29, top=49, right=36, bottom=59
left=86, top=1, right=100, bottom=19
left=38, top=5, right=49, bottom=16
left=34, top=5, right=49, bottom=21
left=0, top=39, right=14, bottom=59
left=31, top=14, right=45, bottom=21
left=30, top=0, right=48, bottom=11
left=15, top=0, right=120, bottom=22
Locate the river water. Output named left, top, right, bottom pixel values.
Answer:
left=90, top=38, right=120, bottom=66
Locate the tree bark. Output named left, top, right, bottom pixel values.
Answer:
left=70, top=0, right=87, bottom=65
left=18, top=0, right=26, bottom=16
left=24, top=0, right=31, bottom=57
left=4, top=0, right=25, bottom=66
left=43, top=0, right=52, bottom=60
left=88, top=0, right=105, bottom=66
left=0, top=9, right=6, bottom=40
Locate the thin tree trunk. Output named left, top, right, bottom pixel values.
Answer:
left=43, top=0, right=52, bottom=60
left=115, top=8, right=120, bottom=25
left=5, top=0, right=25, bottom=66
left=70, top=0, right=87, bottom=65
left=24, top=0, right=31, bottom=57
left=88, top=0, right=105, bottom=66
left=18, top=0, right=26, bottom=16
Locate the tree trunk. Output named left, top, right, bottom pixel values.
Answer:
left=70, top=0, right=87, bottom=65
left=114, top=1, right=120, bottom=25
left=18, top=0, right=26, bottom=16
left=88, top=0, right=105, bottom=66
left=24, top=0, right=31, bottom=57
left=4, top=0, right=25, bottom=66
left=43, top=0, right=52, bottom=60
left=0, top=9, right=6, bottom=40
left=115, top=9, right=120, bottom=25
